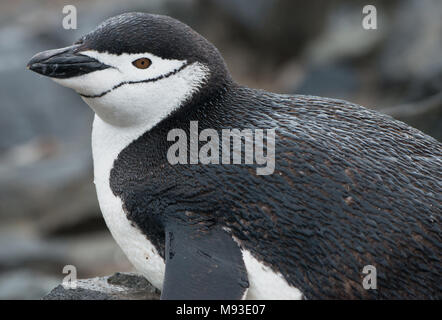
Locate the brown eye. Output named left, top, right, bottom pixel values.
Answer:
left=132, top=58, right=151, bottom=69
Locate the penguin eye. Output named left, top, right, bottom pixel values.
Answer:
left=132, top=58, right=151, bottom=69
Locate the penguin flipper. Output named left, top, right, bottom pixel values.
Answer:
left=161, top=224, right=249, bottom=300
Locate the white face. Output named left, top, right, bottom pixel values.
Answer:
left=53, top=50, right=210, bottom=127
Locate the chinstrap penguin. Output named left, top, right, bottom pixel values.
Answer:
left=28, top=12, right=441, bottom=299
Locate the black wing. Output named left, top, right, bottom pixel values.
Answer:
left=161, top=223, right=249, bottom=300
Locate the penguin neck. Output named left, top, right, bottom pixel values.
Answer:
left=173, top=73, right=234, bottom=120
left=167, top=56, right=235, bottom=125
left=90, top=68, right=236, bottom=187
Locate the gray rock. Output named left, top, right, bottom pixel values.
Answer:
left=379, top=0, right=442, bottom=84
left=303, top=3, right=386, bottom=66
left=0, top=269, right=60, bottom=300
left=43, top=272, right=160, bottom=300
left=0, top=233, right=66, bottom=271
left=0, top=229, right=133, bottom=289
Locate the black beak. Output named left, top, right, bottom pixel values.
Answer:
left=27, top=45, right=111, bottom=79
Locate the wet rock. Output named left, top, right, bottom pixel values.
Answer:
left=43, top=272, right=160, bottom=300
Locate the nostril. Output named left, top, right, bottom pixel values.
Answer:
left=74, top=37, right=85, bottom=45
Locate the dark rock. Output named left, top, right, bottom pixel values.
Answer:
left=43, top=272, right=160, bottom=300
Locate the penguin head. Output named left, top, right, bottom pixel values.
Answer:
left=28, top=12, right=230, bottom=127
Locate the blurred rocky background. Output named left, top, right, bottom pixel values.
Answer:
left=0, top=0, right=440, bottom=299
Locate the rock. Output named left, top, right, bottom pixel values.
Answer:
left=184, top=0, right=331, bottom=64
left=302, top=2, right=386, bottom=66
left=43, top=272, right=160, bottom=300
left=0, top=269, right=60, bottom=300
left=0, top=232, right=67, bottom=272
left=0, top=230, right=133, bottom=283
left=379, top=0, right=442, bottom=85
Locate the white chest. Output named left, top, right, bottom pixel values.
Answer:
left=86, top=62, right=210, bottom=293
left=91, top=116, right=166, bottom=290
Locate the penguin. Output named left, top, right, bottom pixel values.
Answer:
left=27, top=12, right=441, bottom=300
